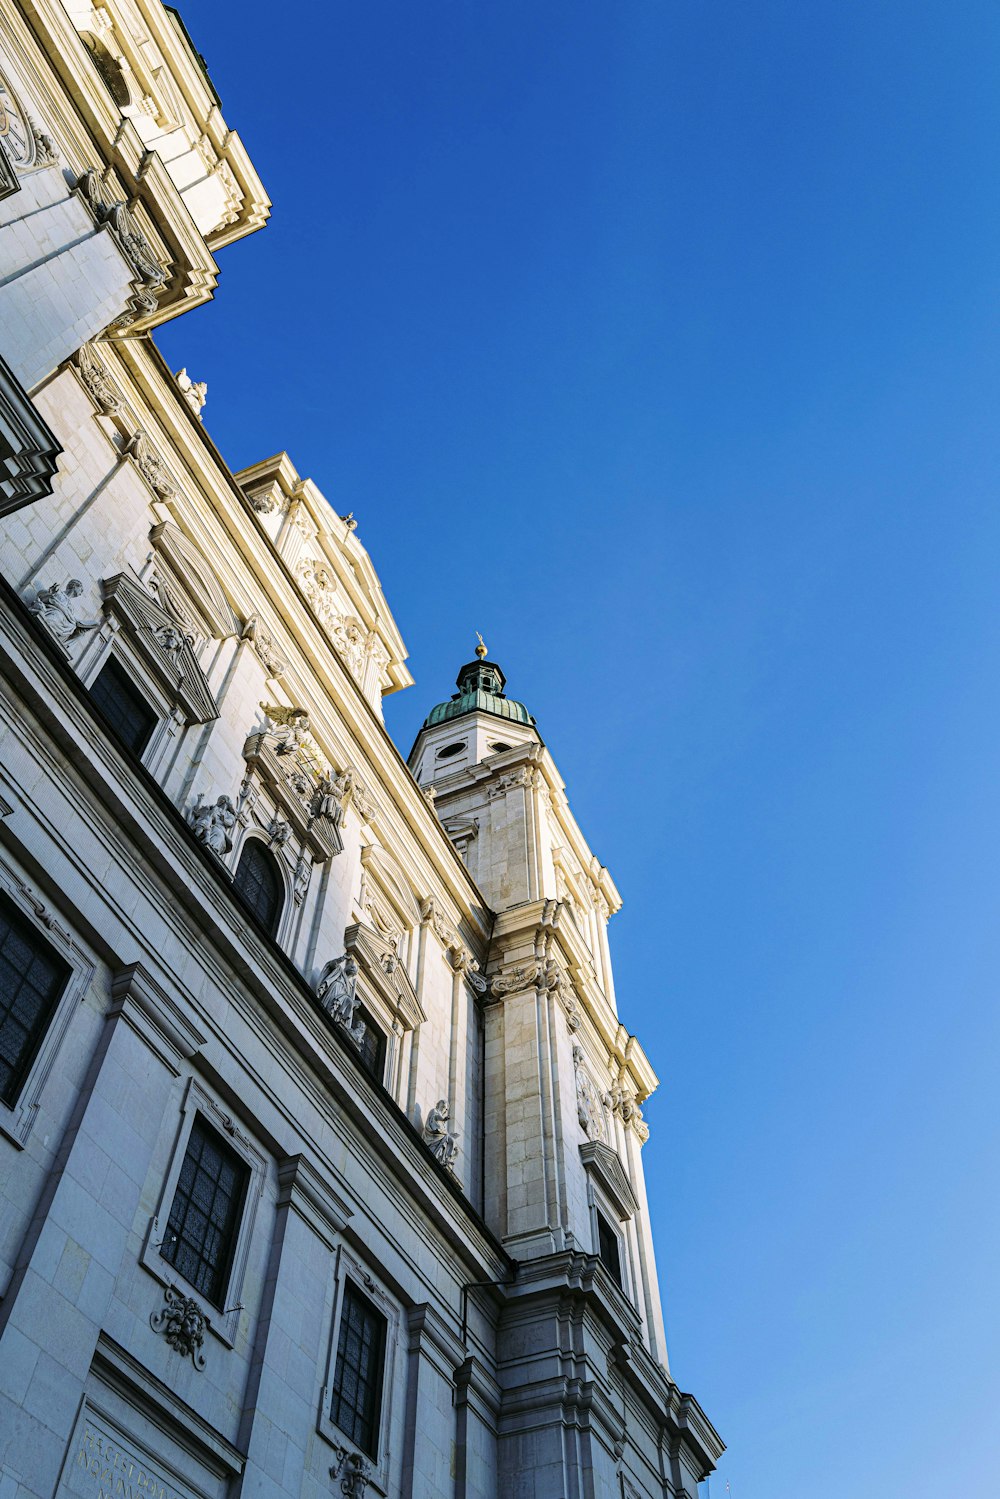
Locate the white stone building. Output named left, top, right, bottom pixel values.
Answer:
left=0, top=2, right=723, bottom=1495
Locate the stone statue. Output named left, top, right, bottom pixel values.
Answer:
left=260, top=702, right=310, bottom=754
left=32, top=579, right=100, bottom=645
left=317, top=954, right=365, bottom=1046
left=312, top=769, right=353, bottom=828
left=189, top=795, right=236, bottom=856
left=175, top=367, right=207, bottom=417
left=423, top=1099, right=460, bottom=1171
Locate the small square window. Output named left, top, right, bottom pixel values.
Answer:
left=330, top=1282, right=387, bottom=1459
left=597, top=1212, right=622, bottom=1289
left=160, top=1114, right=249, bottom=1308
left=0, top=891, right=70, bottom=1107
left=88, top=656, right=157, bottom=757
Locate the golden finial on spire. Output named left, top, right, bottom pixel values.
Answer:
left=475, top=632, right=488, bottom=659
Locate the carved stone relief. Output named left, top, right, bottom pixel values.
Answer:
left=76, top=342, right=123, bottom=414
left=241, top=615, right=287, bottom=678
left=330, top=1444, right=372, bottom=1497
left=149, top=1285, right=207, bottom=1370
left=573, top=1045, right=608, bottom=1142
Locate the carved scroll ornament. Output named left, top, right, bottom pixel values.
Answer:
left=150, top=1284, right=207, bottom=1370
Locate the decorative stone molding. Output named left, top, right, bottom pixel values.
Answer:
left=76, top=342, right=123, bottom=414
left=75, top=169, right=169, bottom=329
left=579, top=1140, right=640, bottom=1220
left=0, top=351, right=62, bottom=515
left=423, top=1099, right=460, bottom=1173
left=241, top=706, right=346, bottom=862
left=344, top=922, right=425, bottom=1030
left=487, top=766, right=539, bottom=798
left=29, top=117, right=58, bottom=166
left=297, top=556, right=338, bottom=624
left=241, top=615, right=287, bottom=677
left=149, top=522, right=240, bottom=639
left=572, top=1045, right=608, bottom=1142
left=150, top=1285, right=207, bottom=1370
left=491, top=954, right=580, bottom=1030
left=127, top=430, right=177, bottom=498
left=330, top=1443, right=372, bottom=1496
left=101, top=571, right=220, bottom=723
left=419, top=897, right=485, bottom=989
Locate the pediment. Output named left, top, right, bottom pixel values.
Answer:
left=149, top=521, right=239, bottom=638
left=579, top=1140, right=639, bottom=1220
left=101, top=572, right=219, bottom=724
left=345, top=921, right=425, bottom=1032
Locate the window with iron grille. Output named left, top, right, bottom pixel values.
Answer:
left=330, top=1281, right=387, bottom=1459
left=88, top=655, right=157, bottom=757
left=597, top=1211, right=622, bottom=1288
left=232, top=839, right=283, bottom=936
left=160, top=1115, right=249, bottom=1307
left=0, top=892, right=70, bottom=1107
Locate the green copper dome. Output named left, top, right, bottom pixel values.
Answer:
left=422, top=654, right=535, bottom=729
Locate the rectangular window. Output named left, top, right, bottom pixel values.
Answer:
left=88, top=656, right=157, bottom=757
left=160, top=1115, right=249, bottom=1308
left=597, top=1212, right=622, bottom=1288
left=330, top=1282, right=387, bottom=1459
left=0, top=892, right=70, bottom=1106
left=354, top=1004, right=386, bottom=1083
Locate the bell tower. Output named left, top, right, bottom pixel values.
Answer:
left=408, top=642, right=667, bottom=1339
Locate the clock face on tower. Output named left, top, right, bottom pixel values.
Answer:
left=0, top=71, right=34, bottom=169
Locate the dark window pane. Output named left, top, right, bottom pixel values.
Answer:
left=597, top=1213, right=622, bottom=1288
left=160, top=1115, right=249, bottom=1307
left=88, top=656, right=157, bottom=757
left=353, top=1005, right=385, bottom=1083
left=0, top=893, right=70, bottom=1106
left=232, top=841, right=282, bottom=936
left=330, top=1282, right=386, bottom=1459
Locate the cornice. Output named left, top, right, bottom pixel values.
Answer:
left=110, top=339, right=493, bottom=943
left=0, top=579, right=509, bottom=1284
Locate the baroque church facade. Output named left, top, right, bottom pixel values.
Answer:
left=0, top=2, right=723, bottom=1496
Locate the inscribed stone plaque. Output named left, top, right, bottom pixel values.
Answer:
left=60, top=1408, right=201, bottom=1499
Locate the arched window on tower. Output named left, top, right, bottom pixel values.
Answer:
left=232, top=839, right=283, bottom=937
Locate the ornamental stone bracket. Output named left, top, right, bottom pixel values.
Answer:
left=419, top=897, right=486, bottom=992
left=149, top=1284, right=207, bottom=1370
left=329, top=1443, right=372, bottom=1497
left=75, top=168, right=170, bottom=332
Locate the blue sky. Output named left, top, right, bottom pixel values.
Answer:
left=158, top=4, right=1000, bottom=1493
